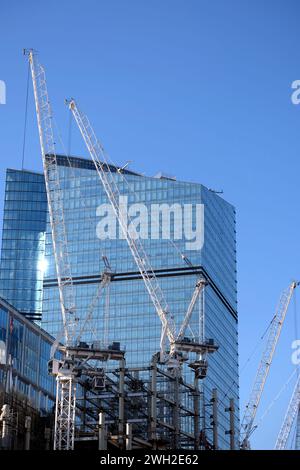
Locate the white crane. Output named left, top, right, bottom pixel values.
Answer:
left=26, top=47, right=206, bottom=449
left=274, top=374, right=300, bottom=449
left=67, top=99, right=209, bottom=365
left=177, top=278, right=208, bottom=341
left=25, top=49, right=77, bottom=346
left=25, top=49, right=79, bottom=450
left=25, top=51, right=112, bottom=450
left=240, top=281, right=298, bottom=449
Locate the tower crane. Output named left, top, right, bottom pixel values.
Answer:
left=25, top=50, right=114, bottom=450
left=240, top=281, right=298, bottom=449
left=67, top=98, right=176, bottom=362
left=274, top=374, right=300, bottom=449
left=25, top=49, right=79, bottom=450
left=25, top=49, right=77, bottom=347
left=67, top=99, right=215, bottom=369
left=26, top=50, right=214, bottom=449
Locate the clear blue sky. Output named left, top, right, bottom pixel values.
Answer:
left=1, top=0, right=300, bottom=449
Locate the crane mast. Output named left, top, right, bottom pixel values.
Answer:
left=274, top=374, right=300, bottom=449
left=25, top=50, right=77, bottom=345
left=27, top=52, right=117, bottom=449
left=25, top=50, right=81, bottom=450
left=240, top=281, right=298, bottom=449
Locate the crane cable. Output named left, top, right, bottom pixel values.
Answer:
left=101, top=145, right=196, bottom=270
left=293, top=288, right=300, bottom=448
left=217, top=314, right=276, bottom=413
left=255, top=366, right=299, bottom=430
left=122, top=170, right=195, bottom=268
left=294, top=289, right=299, bottom=378
left=21, top=59, right=30, bottom=169
left=51, top=114, right=112, bottom=344
left=67, top=105, right=72, bottom=158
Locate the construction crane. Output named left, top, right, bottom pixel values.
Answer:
left=240, top=281, right=298, bottom=449
left=24, top=49, right=77, bottom=347
left=26, top=50, right=213, bottom=448
left=67, top=98, right=215, bottom=369
left=274, top=374, right=300, bottom=449
left=25, top=50, right=114, bottom=450
left=66, top=102, right=162, bottom=351
left=67, top=98, right=176, bottom=362
left=24, top=49, right=80, bottom=450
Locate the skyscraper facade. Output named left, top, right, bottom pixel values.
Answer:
left=0, top=169, right=47, bottom=321
left=41, top=155, right=239, bottom=449
left=0, top=295, right=56, bottom=412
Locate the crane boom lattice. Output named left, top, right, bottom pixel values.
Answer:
left=26, top=50, right=77, bottom=346
left=68, top=99, right=176, bottom=357
left=25, top=50, right=79, bottom=450
left=275, top=374, right=300, bottom=450
left=240, top=281, right=298, bottom=448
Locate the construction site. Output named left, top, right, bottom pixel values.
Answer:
left=0, top=49, right=299, bottom=453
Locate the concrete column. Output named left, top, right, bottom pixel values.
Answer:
left=25, top=416, right=31, bottom=450
left=225, top=398, right=235, bottom=450
left=173, top=375, right=180, bottom=448
left=193, top=375, right=200, bottom=450
left=0, top=404, right=11, bottom=450
left=126, top=423, right=132, bottom=450
left=44, top=427, right=51, bottom=450
left=150, top=357, right=157, bottom=445
left=118, top=358, right=125, bottom=448
left=211, top=389, right=218, bottom=450
left=98, top=412, right=107, bottom=450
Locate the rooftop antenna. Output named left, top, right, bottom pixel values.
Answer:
left=208, top=188, right=223, bottom=194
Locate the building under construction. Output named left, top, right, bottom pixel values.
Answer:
left=5, top=51, right=300, bottom=452
left=1, top=341, right=236, bottom=450
left=0, top=51, right=239, bottom=450
left=0, top=292, right=235, bottom=450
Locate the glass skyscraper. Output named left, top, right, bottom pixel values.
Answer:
left=40, top=155, right=239, bottom=449
left=0, top=169, right=47, bottom=321
left=0, top=157, right=239, bottom=448
left=0, top=295, right=56, bottom=412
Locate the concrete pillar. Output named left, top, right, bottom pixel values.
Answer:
left=193, top=375, right=200, bottom=450
left=118, top=358, right=125, bottom=448
left=0, top=404, right=11, bottom=450
left=225, top=398, right=235, bottom=450
left=98, top=412, right=107, bottom=450
left=126, top=423, right=132, bottom=450
left=211, top=388, right=218, bottom=450
left=173, top=375, right=180, bottom=448
left=44, top=427, right=51, bottom=450
left=24, top=416, right=31, bottom=450
left=150, top=356, right=157, bottom=445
